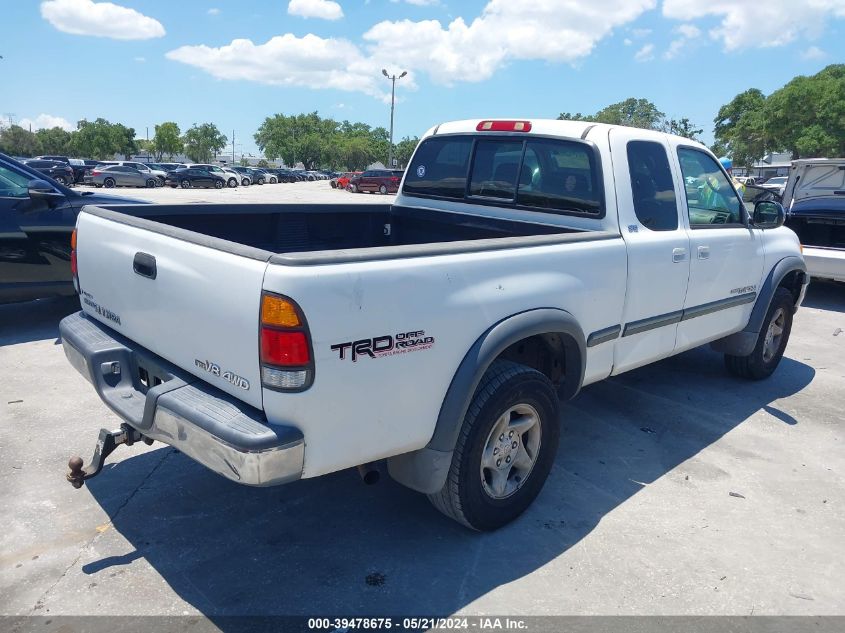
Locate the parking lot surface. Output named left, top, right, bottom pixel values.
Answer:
left=74, top=180, right=395, bottom=205
left=1, top=264, right=843, bottom=616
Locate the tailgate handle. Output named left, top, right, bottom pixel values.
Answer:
left=133, top=252, right=157, bottom=280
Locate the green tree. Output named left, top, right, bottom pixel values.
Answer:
left=183, top=123, right=227, bottom=163
left=151, top=122, right=183, bottom=160
left=713, top=88, right=769, bottom=168
left=558, top=98, right=666, bottom=130
left=394, top=136, right=420, bottom=167
left=664, top=118, right=703, bottom=142
left=257, top=159, right=269, bottom=167
left=35, top=127, right=72, bottom=155
left=69, top=118, right=138, bottom=160
left=239, top=156, right=249, bottom=167
left=0, top=125, right=41, bottom=156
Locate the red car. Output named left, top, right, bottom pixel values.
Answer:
left=334, top=171, right=361, bottom=190
left=348, top=169, right=404, bottom=194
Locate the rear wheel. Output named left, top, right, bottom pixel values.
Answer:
left=379, top=184, right=388, bottom=194
left=348, top=183, right=357, bottom=193
left=257, top=177, right=265, bottom=185
left=145, top=178, right=156, bottom=188
left=228, top=177, right=238, bottom=188
left=242, top=178, right=250, bottom=186
left=54, top=175, right=68, bottom=185
left=180, top=179, right=191, bottom=189
left=428, top=360, right=560, bottom=531
left=725, top=287, right=794, bottom=380
left=104, top=178, right=115, bottom=188
left=214, top=180, right=224, bottom=189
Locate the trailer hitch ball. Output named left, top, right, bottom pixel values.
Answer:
left=67, top=456, right=86, bottom=489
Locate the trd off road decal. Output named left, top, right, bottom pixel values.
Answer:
left=331, top=330, right=435, bottom=362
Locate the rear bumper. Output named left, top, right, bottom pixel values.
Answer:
left=60, top=311, right=304, bottom=486
left=803, top=246, right=845, bottom=283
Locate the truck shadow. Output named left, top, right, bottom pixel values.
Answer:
left=82, top=344, right=815, bottom=619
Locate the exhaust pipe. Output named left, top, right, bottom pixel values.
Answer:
left=356, top=462, right=380, bottom=485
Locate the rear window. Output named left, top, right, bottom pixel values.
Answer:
left=404, top=134, right=602, bottom=216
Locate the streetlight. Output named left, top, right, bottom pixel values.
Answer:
left=382, top=68, right=407, bottom=168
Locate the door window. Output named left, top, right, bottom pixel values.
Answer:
left=626, top=141, right=678, bottom=231
left=678, top=147, right=743, bottom=226
left=0, top=163, right=30, bottom=198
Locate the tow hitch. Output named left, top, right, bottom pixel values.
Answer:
left=66, top=424, right=153, bottom=488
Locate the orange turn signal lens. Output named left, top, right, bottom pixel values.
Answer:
left=261, top=294, right=301, bottom=327
left=71, top=228, right=77, bottom=250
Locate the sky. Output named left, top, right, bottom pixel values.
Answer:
left=2, top=0, right=844, bottom=157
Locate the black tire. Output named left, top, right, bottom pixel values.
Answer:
left=242, top=178, right=250, bottom=186
left=725, top=287, right=794, bottom=380
left=214, top=180, right=224, bottom=189
left=104, top=178, right=115, bottom=188
left=54, top=175, right=67, bottom=185
left=379, top=184, right=388, bottom=194
left=180, top=179, right=191, bottom=189
left=348, top=183, right=357, bottom=193
left=145, top=178, right=156, bottom=188
left=428, top=360, right=560, bottom=531
left=228, top=178, right=237, bottom=188
left=257, top=177, right=265, bottom=185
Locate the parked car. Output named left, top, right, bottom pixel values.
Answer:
left=255, top=168, right=278, bottom=184
left=184, top=164, right=241, bottom=188
left=96, top=161, right=167, bottom=185
left=781, top=158, right=845, bottom=283
left=348, top=169, right=404, bottom=194
left=22, top=159, right=75, bottom=186
left=85, top=164, right=161, bottom=188
left=232, top=166, right=257, bottom=186
left=59, top=119, right=807, bottom=531
left=333, top=171, right=361, bottom=189
left=0, top=152, right=148, bottom=304
left=759, top=176, right=788, bottom=196
left=147, top=162, right=183, bottom=173
left=164, top=167, right=227, bottom=189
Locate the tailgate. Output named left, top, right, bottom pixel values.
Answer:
left=75, top=208, right=269, bottom=409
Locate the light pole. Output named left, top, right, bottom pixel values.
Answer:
left=382, top=69, right=407, bottom=168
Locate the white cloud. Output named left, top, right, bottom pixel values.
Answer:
left=168, top=0, right=655, bottom=97
left=287, top=0, right=343, bottom=20
left=623, top=38, right=632, bottom=46
left=40, top=0, right=165, bottom=40
left=634, top=43, right=654, bottom=62
left=166, top=34, right=388, bottom=98
left=18, top=114, right=75, bottom=132
left=208, top=7, right=220, bottom=15
left=801, top=45, right=827, bottom=60
left=664, top=23, right=700, bottom=59
left=663, top=0, right=845, bottom=51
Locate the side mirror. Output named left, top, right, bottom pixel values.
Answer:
left=27, top=179, right=65, bottom=203
left=752, top=200, right=785, bottom=229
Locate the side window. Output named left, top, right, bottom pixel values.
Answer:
left=516, top=138, right=601, bottom=214
left=404, top=136, right=472, bottom=199
left=626, top=141, right=679, bottom=231
left=469, top=139, right=523, bottom=200
left=0, top=163, right=31, bottom=198
left=678, top=147, right=742, bottom=225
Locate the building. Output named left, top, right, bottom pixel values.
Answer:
left=734, top=152, right=792, bottom=180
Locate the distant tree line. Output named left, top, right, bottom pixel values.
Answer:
left=254, top=111, right=418, bottom=171
left=0, top=118, right=229, bottom=163
left=558, top=97, right=704, bottom=142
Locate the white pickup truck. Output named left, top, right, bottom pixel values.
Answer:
left=61, top=119, right=808, bottom=531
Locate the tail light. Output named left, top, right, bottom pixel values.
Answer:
left=259, top=292, right=313, bottom=391
left=70, top=228, right=80, bottom=294
left=91, top=170, right=101, bottom=176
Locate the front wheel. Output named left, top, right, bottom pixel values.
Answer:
left=428, top=360, right=560, bottom=531
left=242, top=178, right=250, bottom=186
left=180, top=179, right=191, bottom=189
left=104, top=178, right=115, bottom=188
left=54, top=175, right=68, bottom=185
left=214, top=180, right=224, bottom=189
left=725, top=287, right=794, bottom=380
left=348, top=183, right=357, bottom=193
left=228, top=178, right=238, bottom=188
left=146, top=178, right=157, bottom=188
left=379, top=184, right=388, bottom=194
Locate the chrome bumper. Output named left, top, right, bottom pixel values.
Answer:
left=60, top=311, right=303, bottom=487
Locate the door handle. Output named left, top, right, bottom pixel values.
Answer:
left=133, top=252, right=157, bottom=279
left=672, top=248, right=687, bottom=263
left=698, top=246, right=710, bottom=260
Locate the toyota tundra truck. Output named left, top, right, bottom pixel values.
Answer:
left=60, top=119, right=808, bottom=531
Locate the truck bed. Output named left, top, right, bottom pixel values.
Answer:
left=88, top=203, right=580, bottom=261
